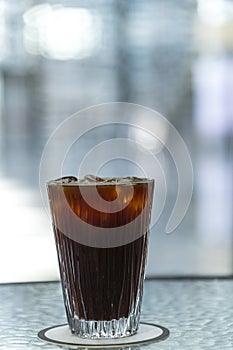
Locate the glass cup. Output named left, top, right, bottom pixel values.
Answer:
left=47, top=176, right=154, bottom=338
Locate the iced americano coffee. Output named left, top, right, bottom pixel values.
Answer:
left=47, top=175, right=154, bottom=338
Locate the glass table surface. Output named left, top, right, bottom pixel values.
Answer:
left=0, top=279, right=232, bottom=349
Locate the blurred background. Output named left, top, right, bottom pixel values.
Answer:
left=0, top=0, right=232, bottom=282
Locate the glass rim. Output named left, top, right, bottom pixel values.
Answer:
left=46, top=177, right=155, bottom=187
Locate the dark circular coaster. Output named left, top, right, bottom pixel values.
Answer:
left=38, top=322, right=169, bottom=348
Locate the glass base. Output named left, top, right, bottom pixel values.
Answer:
left=38, top=323, right=170, bottom=347
left=70, top=315, right=139, bottom=338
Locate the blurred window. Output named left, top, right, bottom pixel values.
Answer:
left=0, top=0, right=232, bottom=282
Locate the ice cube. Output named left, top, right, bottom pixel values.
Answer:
left=54, top=176, right=78, bottom=184
left=84, top=175, right=105, bottom=182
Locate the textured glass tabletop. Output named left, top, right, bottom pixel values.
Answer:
left=0, top=280, right=232, bottom=349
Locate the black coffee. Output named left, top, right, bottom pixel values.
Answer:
left=47, top=176, right=154, bottom=325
